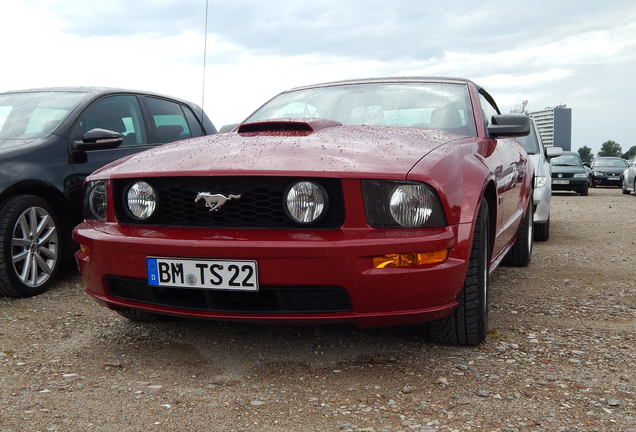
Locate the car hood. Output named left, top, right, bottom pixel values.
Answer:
left=550, top=165, right=586, bottom=174
left=91, top=121, right=466, bottom=180
left=0, top=138, right=39, bottom=151
left=593, top=166, right=625, bottom=174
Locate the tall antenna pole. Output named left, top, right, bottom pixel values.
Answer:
left=201, top=0, right=209, bottom=116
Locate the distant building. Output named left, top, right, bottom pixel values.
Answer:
left=529, top=105, right=572, bottom=151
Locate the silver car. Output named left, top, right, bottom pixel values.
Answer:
left=622, top=162, right=636, bottom=194
left=517, top=119, right=562, bottom=241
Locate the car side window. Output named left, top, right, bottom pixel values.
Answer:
left=74, top=95, right=147, bottom=147
left=182, top=106, right=204, bottom=137
left=478, top=93, right=499, bottom=129
left=144, top=97, right=193, bottom=143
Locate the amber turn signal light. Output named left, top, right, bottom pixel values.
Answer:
left=373, top=250, right=449, bottom=269
left=80, top=244, right=89, bottom=255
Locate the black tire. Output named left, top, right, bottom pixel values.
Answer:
left=534, top=218, right=550, bottom=242
left=0, top=195, right=62, bottom=297
left=622, top=178, right=630, bottom=194
left=428, top=199, right=489, bottom=346
left=116, top=308, right=169, bottom=322
left=579, top=184, right=589, bottom=196
left=503, top=199, right=533, bottom=267
left=591, top=182, right=596, bottom=188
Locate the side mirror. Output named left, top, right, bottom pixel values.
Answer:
left=219, top=123, right=239, bottom=133
left=487, top=114, right=530, bottom=138
left=545, top=146, right=563, bottom=159
left=583, top=163, right=591, bottom=168
left=73, top=128, right=123, bottom=151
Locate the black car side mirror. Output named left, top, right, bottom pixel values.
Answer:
left=73, top=128, right=123, bottom=151
left=487, top=114, right=530, bottom=138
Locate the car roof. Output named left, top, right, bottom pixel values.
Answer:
left=0, top=87, right=200, bottom=107
left=288, top=76, right=479, bottom=91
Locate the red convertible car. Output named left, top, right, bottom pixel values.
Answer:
left=73, top=77, right=533, bottom=345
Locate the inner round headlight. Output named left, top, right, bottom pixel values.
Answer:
left=389, top=185, right=433, bottom=227
left=285, top=181, right=327, bottom=224
left=126, top=181, right=157, bottom=220
left=88, top=181, right=107, bottom=220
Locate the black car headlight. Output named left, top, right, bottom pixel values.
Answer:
left=125, top=181, right=157, bottom=220
left=362, top=180, right=446, bottom=228
left=284, top=181, right=328, bottom=224
left=84, top=180, right=108, bottom=221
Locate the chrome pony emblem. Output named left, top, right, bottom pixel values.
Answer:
left=194, top=192, right=241, bottom=211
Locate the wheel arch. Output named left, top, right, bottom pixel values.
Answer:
left=0, top=181, right=72, bottom=224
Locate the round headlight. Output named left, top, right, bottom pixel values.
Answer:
left=389, top=185, right=433, bottom=227
left=285, top=181, right=327, bottom=224
left=126, top=181, right=157, bottom=220
left=88, top=181, right=107, bottom=220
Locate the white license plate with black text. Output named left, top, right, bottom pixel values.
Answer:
left=146, top=257, right=258, bottom=291
left=608, top=176, right=620, bottom=180
left=552, top=179, right=569, bottom=184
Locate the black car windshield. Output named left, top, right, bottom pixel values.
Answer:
left=593, top=158, right=628, bottom=168
left=551, top=154, right=581, bottom=166
left=0, top=91, right=88, bottom=140
left=245, top=82, right=477, bottom=137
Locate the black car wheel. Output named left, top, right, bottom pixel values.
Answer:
left=503, top=199, right=533, bottom=267
left=622, top=177, right=630, bottom=194
left=0, top=195, right=62, bottom=297
left=580, top=184, right=589, bottom=196
left=534, top=218, right=550, bottom=242
left=428, top=199, right=489, bottom=346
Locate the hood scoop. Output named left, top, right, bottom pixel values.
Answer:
left=238, top=118, right=342, bottom=136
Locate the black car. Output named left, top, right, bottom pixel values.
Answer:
left=0, top=87, right=216, bottom=297
left=550, top=151, right=589, bottom=196
left=591, top=157, right=628, bottom=187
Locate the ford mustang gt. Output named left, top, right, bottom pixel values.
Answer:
left=73, top=77, right=533, bottom=346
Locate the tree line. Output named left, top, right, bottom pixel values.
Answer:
left=577, top=141, right=635, bottom=164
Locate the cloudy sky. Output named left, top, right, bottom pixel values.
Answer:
left=1, top=0, right=634, bottom=153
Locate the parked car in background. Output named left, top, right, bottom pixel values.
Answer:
left=0, top=87, right=216, bottom=297
left=516, top=118, right=562, bottom=241
left=74, top=77, right=534, bottom=346
left=621, top=162, right=636, bottom=194
left=591, top=157, right=628, bottom=188
left=550, top=152, right=590, bottom=195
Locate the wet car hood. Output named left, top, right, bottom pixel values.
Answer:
left=91, top=124, right=467, bottom=180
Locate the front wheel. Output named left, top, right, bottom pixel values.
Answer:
left=0, top=195, right=62, bottom=297
left=622, top=177, right=630, bottom=194
left=503, top=199, right=533, bottom=267
left=534, top=218, right=550, bottom=242
left=579, top=184, right=589, bottom=196
left=428, top=199, right=490, bottom=346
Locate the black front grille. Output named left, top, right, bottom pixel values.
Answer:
left=552, top=173, right=573, bottom=179
left=114, top=177, right=344, bottom=229
left=107, top=276, right=352, bottom=313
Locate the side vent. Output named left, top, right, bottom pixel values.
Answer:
left=238, top=119, right=341, bottom=137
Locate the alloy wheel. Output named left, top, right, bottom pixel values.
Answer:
left=11, top=206, right=58, bottom=287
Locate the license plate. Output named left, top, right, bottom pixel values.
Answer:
left=608, top=176, right=620, bottom=180
left=552, top=179, right=569, bottom=184
left=146, top=257, right=258, bottom=291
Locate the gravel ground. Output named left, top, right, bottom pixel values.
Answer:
left=1, top=187, right=634, bottom=432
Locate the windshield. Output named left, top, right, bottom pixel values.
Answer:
left=245, top=82, right=477, bottom=137
left=593, top=158, right=628, bottom=168
left=516, top=125, right=540, bottom=154
left=0, top=91, right=88, bottom=140
left=551, top=154, right=582, bottom=166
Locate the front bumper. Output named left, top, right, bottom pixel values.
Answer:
left=551, top=177, right=588, bottom=192
left=592, top=173, right=621, bottom=187
left=533, top=184, right=550, bottom=224
left=73, top=222, right=473, bottom=327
